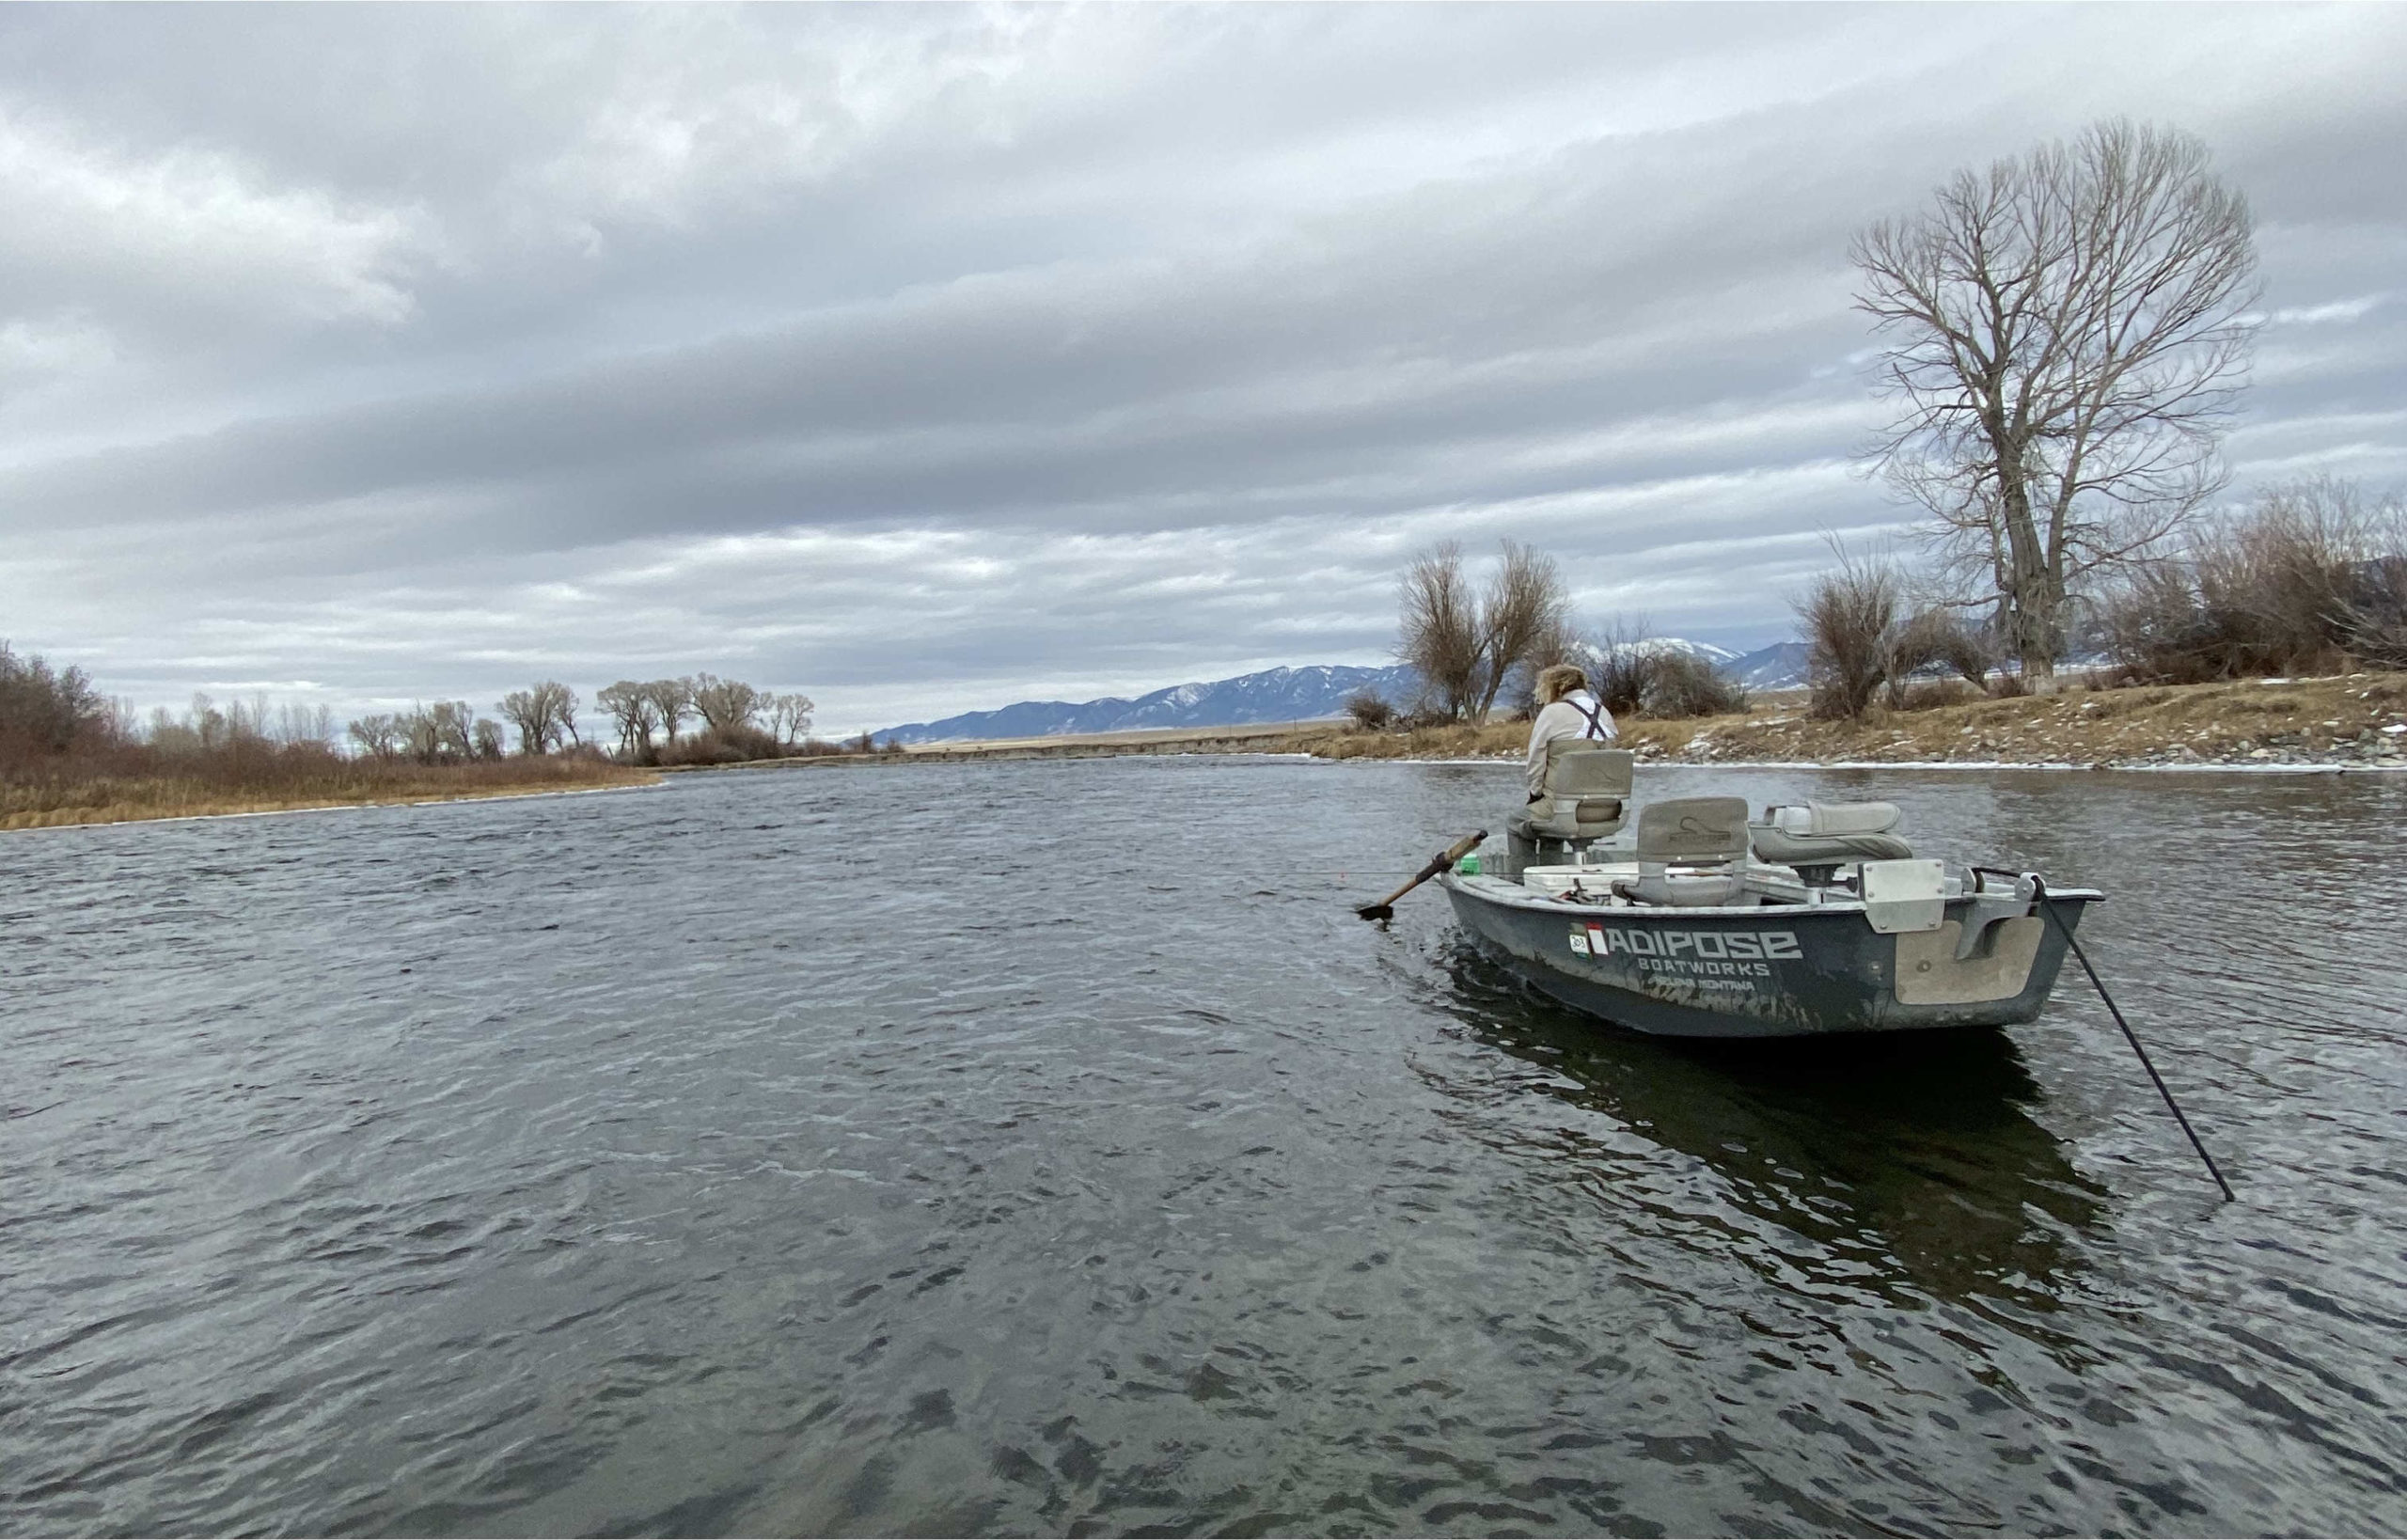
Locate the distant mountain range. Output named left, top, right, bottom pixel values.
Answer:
left=878, top=638, right=1811, bottom=744
left=1720, top=640, right=1811, bottom=691
left=877, top=664, right=1419, bottom=744
left=1571, top=636, right=1805, bottom=692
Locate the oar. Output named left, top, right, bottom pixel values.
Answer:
left=2032, top=877, right=2235, bottom=1202
left=1357, top=830, right=1487, bottom=921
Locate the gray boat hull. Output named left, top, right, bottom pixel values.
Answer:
left=1439, top=873, right=2096, bottom=1039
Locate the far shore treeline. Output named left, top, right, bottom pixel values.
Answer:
left=0, top=659, right=860, bottom=832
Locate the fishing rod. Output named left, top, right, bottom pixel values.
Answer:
left=2031, top=876, right=2235, bottom=1202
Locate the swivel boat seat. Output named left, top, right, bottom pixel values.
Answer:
left=1505, top=744, right=1634, bottom=876
left=1612, top=795, right=1757, bottom=907
left=1748, top=802, right=1914, bottom=886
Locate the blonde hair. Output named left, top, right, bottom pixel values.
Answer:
left=1536, top=664, right=1588, bottom=704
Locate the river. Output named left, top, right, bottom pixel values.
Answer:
left=5, top=759, right=2403, bottom=1535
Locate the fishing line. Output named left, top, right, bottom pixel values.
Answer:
left=2034, top=878, right=2236, bottom=1202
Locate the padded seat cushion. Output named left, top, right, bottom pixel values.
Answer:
left=1766, top=801, right=1901, bottom=837
left=1527, top=795, right=1624, bottom=839
left=1750, top=826, right=1915, bottom=865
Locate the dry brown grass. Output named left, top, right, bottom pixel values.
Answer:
left=3, top=754, right=656, bottom=832
left=1267, top=673, right=2407, bottom=768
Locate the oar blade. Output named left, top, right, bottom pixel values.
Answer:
left=1350, top=829, right=1485, bottom=922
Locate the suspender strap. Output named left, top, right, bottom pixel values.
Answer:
left=1570, top=698, right=1604, bottom=740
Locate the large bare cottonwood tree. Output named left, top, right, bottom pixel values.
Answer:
left=597, top=681, right=663, bottom=760
left=498, top=681, right=581, bottom=755
left=690, top=674, right=765, bottom=734
left=1853, top=119, right=2259, bottom=686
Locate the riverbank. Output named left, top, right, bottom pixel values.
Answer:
left=657, top=718, right=1336, bottom=773
left=1271, top=672, right=2407, bottom=769
left=629, top=673, right=2407, bottom=779
left=0, top=758, right=659, bottom=832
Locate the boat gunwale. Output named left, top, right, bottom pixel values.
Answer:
left=1439, top=870, right=2105, bottom=921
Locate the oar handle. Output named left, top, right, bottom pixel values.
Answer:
left=1365, top=830, right=1487, bottom=912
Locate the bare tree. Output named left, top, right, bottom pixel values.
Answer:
left=498, top=681, right=580, bottom=755
left=274, top=701, right=336, bottom=748
left=643, top=678, right=694, bottom=743
left=546, top=684, right=581, bottom=748
left=472, top=718, right=507, bottom=760
left=1397, top=540, right=1568, bottom=722
left=347, top=714, right=401, bottom=760
left=434, top=701, right=479, bottom=760
left=188, top=693, right=228, bottom=749
left=498, top=688, right=548, bottom=755
left=597, top=681, right=662, bottom=760
left=398, top=700, right=478, bottom=762
left=224, top=694, right=275, bottom=745
left=1471, top=540, right=1571, bottom=721
left=400, top=704, right=440, bottom=762
left=1397, top=542, right=1481, bottom=721
left=1853, top=118, right=2259, bottom=688
left=690, top=673, right=764, bottom=734
left=767, top=692, right=817, bottom=747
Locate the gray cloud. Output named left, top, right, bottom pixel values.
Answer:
left=2, top=5, right=2402, bottom=733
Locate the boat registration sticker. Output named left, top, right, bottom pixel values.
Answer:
left=1569, top=924, right=1611, bottom=955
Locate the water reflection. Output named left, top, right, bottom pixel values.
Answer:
left=1431, top=941, right=2106, bottom=1316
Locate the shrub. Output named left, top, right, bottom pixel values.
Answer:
left=1642, top=652, right=1749, bottom=718
left=1585, top=619, right=1657, bottom=718
left=0, top=641, right=102, bottom=755
left=2340, top=555, right=2407, bottom=667
left=1344, top=689, right=1395, bottom=731
left=2100, top=479, right=2404, bottom=682
left=657, top=725, right=782, bottom=765
left=1895, top=679, right=1974, bottom=712
left=1881, top=608, right=1996, bottom=708
left=1800, top=559, right=1899, bottom=719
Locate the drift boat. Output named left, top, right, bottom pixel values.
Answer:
left=1436, top=747, right=2099, bottom=1039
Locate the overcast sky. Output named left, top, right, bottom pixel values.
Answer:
left=3, top=5, right=2402, bottom=734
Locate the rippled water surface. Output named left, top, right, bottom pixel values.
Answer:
left=6, top=760, right=2407, bottom=1536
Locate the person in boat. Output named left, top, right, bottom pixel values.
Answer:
left=1504, top=664, right=1617, bottom=876
left=1523, top=663, right=1615, bottom=798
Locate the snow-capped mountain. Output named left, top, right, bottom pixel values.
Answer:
left=1721, top=641, right=1811, bottom=691
left=878, top=664, right=1421, bottom=744
left=877, top=636, right=1809, bottom=744
left=1570, top=636, right=1743, bottom=667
